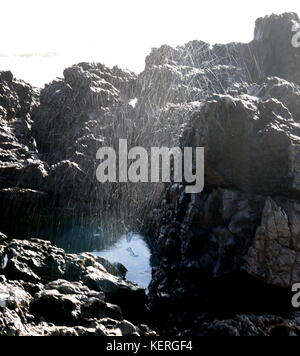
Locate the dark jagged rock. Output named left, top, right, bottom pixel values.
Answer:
left=145, top=13, right=300, bottom=336
left=0, top=237, right=155, bottom=336
left=254, top=77, right=300, bottom=122
left=252, top=13, right=300, bottom=85
left=27, top=62, right=144, bottom=231
left=195, top=314, right=300, bottom=337
left=0, top=70, right=38, bottom=119
left=180, top=90, right=300, bottom=197
left=32, top=63, right=137, bottom=165
left=0, top=63, right=140, bottom=237
left=137, top=43, right=251, bottom=116
left=0, top=72, right=50, bottom=237
left=0, top=71, right=45, bottom=191
left=137, top=12, right=300, bottom=117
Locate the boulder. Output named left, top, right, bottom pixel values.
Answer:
left=181, top=92, right=300, bottom=198
left=0, top=277, right=31, bottom=311
left=31, top=289, right=81, bottom=325
left=82, top=266, right=146, bottom=322
left=0, top=308, right=26, bottom=336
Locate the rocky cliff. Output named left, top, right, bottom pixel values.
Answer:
left=145, top=13, right=300, bottom=335
left=1, top=12, right=300, bottom=336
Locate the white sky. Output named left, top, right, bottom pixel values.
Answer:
left=1, top=0, right=300, bottom=85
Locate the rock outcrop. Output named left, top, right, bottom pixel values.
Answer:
left=0, top=236, right=155, bottom=336
left=0, top=63, right=141, bottom=241
left=0, top=71, right=50, bottom=238
left=145, top=13, right=300, bottom=335
left=252, top=13, right=300, bottom=85
left=32, top=63, right=137, bottom=165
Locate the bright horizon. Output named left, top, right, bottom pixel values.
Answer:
left=1, top=0, right=300, bottom=86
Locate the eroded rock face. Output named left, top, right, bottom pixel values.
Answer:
left=149, top=75, right=300, bottom=292
left=0, top=71, right=44, bottom=189
left=0, top=238, right=155, bottom=336
left=32, top=63, right=137, bottom=165
left=136, top=42, right=251, bottom=117
left=244, top=198, right=300, bottom=287
left=0, top=63, right=140, bottom=237
left=252, top=13, right=300, bottom=85
left=147, top=81, right=300, bottom=333
left=145, top=13, right=300, bottom=335
left=181, top=90, right=300, bottom=198
left=0, top=72, right=51, bottom=237
left=0, top=70, right=38, bottom=119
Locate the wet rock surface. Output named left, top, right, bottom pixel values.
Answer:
left=0, top=237, right=155, bottom=336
